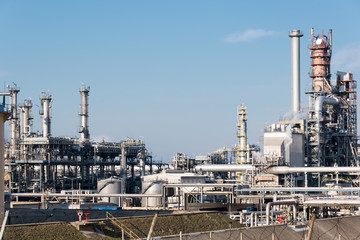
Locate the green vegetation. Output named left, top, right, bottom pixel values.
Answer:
left=97, top=212, right=244, bottom=238
left=3, top=223, right=87, bottom=240
left=3, top=212, right=244, bottom=239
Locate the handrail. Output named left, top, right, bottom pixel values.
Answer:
left=0, top=211, right=9, bottom=240
left=106, top=212, right=141, bottom=239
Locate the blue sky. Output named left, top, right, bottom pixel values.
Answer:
left=0, top=1, right=360, bottom=162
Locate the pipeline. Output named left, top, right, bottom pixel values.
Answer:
left=314, top=96, right=339, bottom=119
left=266, top=200, right=297, bottom=225
left=194, top=164, right=253, bottom=172
left=267, top=166, right=360, bottom=174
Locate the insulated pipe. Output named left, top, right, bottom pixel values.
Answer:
left=267, top=166, right=360, bottom=174
left=304, top=198, right=360, bottom=206
left=194, top=164, right=253, bottom=172
left=266, top=200, right=297, bottom=225
left=289, top=30, right=303, bottom=114
left=314, top=96, right=339, bottom=119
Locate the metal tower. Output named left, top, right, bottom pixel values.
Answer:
left=236, top=105, right=248, bottom=164
left=79, top=85, right=90, bottom=143
left=305, top=28, right=358, bottom=186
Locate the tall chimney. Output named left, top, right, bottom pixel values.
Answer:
left=79, top=85, right=90, bottom=143
left=289, top=30, right=303, bottom=114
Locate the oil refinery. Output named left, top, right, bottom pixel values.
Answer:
left=1, top=28, right=360, bottom=239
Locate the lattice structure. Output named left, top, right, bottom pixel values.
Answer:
left=305, top=29, right=358, bottom=186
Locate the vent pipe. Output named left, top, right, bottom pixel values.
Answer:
left=289, top=30, right=303, bottom=114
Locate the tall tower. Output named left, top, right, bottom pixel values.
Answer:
left=289, top=30, right=303, bottom=114
left=305, top=28, right=358, bottom=186
left=309, top=28, right=332, bottom=92
left=236, top=105, right=248, bottom=164
left=40, top=93, right=53, bottom=138
left=20, top=99, right=33, bottom=138
left=8, top=85, right=20, bottom=158
left=79, top=85, right=90, bottom=143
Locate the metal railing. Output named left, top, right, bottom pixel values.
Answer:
left=106, top=211, right=141, bottom=239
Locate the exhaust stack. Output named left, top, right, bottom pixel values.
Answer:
left=289, top=30, right=303, bottom=114
left=79, top=85, right=90, bottom=143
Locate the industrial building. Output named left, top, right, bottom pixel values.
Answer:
left=3, top=85, right=168, bottom=195
left=1, top=28, right=360, bottom=230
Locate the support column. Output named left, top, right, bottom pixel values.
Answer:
left=0, top=113, right=10, bottom=219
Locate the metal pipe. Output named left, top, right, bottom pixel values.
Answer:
left=304, top=198, right=360, bottom=206
left=238, top=187, right=360, bottom=193
left=194, top=164, right=253, bottom=172
left=7, top=192, right=162, bottom=198
left=289, top=30, right=303, bottom=114
left=0, top=210, right=9, bottom=240
left=314, top=96, right=339, bottom=119
left=147, top=212, right=158, bottom=240
left=267, top=166, right=360, bottom=174
left=266, top=200, right=297, bottom=225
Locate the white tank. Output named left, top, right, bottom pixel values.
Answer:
left=141, top=180, right=164, bottom=207
left=97, top=177, right=122, bottom=205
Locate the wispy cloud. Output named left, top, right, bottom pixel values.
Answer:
left=224, top=29, right=277, bottom=43
left=0, top=71, right=10, bottom=78
left=332, top=43, right=360, bottom=73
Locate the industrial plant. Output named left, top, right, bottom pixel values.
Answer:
left=1, top=28, right=360, bottom=239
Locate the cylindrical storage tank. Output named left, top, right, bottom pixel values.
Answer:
left=97, top=177, right=122, bottom=205
left=141, top=180, right=165, bottom=207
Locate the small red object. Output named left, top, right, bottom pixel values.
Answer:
left=77, top=211, right=83, bottom=222
left=279, top=216, right=283, bottom=224
left=84, top=213, right=90, bottom=222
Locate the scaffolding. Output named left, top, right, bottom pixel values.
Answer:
left=305, top=29, right=358, bottom=186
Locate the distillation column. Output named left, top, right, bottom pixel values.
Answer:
left=289, top=30, right=303, bottom=114
left=236, top=105, right=248, bottom=164
left=20, top=100, right=33, bottom=138
left=309, top=28, right=332, bottom=92
left=79, top=86, right=90, bottom=143
left=40, top=93, right=53, bottom=138
left=9, top=86, right=20, bottom=158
